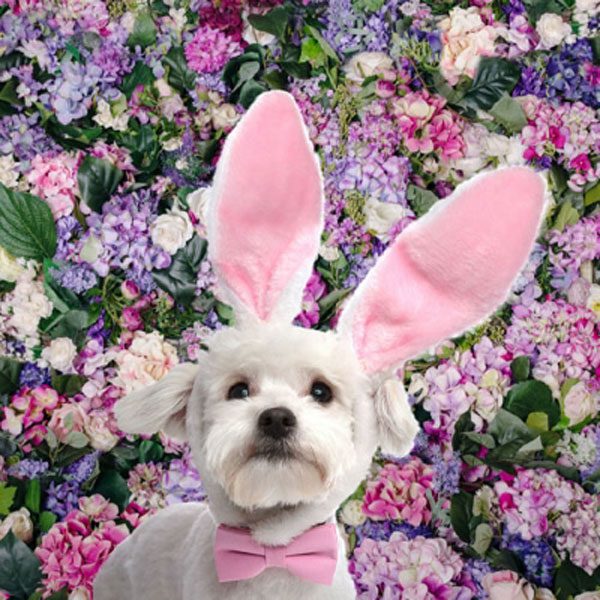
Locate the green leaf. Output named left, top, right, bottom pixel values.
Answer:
left=553, top=200, right=580, bottom=231
left=0, top=531, right=42, bottom=600
left=247, top=6, right=290, bottom=41
left=0, top=184, right=57, bottom=260
left=77, top=156, right=123, bottom=213
left=510, top=356, right=531, bottom=382
left=526, top=411, right=549, bottom=432
left=0, top=483, right=16, bottom=516
left=407, top=184, right=439, bottom=217
left=504, top=380, right=560, bottom=428
left=64, top=431, right=89, bottom=449
left=460, top=57, right=521, bottom=111
left=305, top=26, right=338, bottom=62
left=153, top=235, right=208, bottom=304
left=0, top=357, right=23, bottom=395
left=138, top=440, right=164, bottom=463
left=317, top=288, right=352, bottom=325
left=523, top=0, right=564, bottom=23
left=121, top=61, right=155, bottom=98
left=488, top=94, right=527, bottom=133
left=238, top=79, right=268, bottom=108
left=39, top=511, right=57, bottom=533
left=554, top=559, right=600, bottom=600
left=163, top=47, right=196, bottom=92
left=300, top=38, right=327, bottom=68
left=50, top=372, right=86, bottom=397
left=93, top=470, right=130, bottom=510
left=472, top=523, right=493, bottom=555
left=463, top=432, right=496, bottom=449
left=450, top=491, right=474, bottom=543
left=488, top=409, right=534, bottom=446
left=235, top=61, right=261, bottom=90
left=24, top=479, right=41, bottom=514
left=127, top=12, right=156, bottom=48
left=584, top=180, right=600, bottom=207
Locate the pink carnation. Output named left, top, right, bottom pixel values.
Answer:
left=362, top=458, right=435, bottom=526
left=184, top=25, right=242, bottom=74
left=26, top=152, right=79, bottom=219
left=35, top=497, right=129, bottom=596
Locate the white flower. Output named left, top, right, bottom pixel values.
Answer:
left=0, top=246, right=23, bottom=282
left=162, top=137, right=183, bottom=151
left=211, top=103, right=240, bottom=131
left=187, top=187, right=211, bottom=227
left=343, top=52, right=394, bottom=84
left=0, top=508, right=33, bottom=543
left=563, top=381, right=597, bottom=425
left=113, top=331, right=179, bottom=393
left=120, top=12, right=136, bottom=33
left=42, top=337, right=77, bottom=373
left=85, top=412, right=119, bottom=452
left=168, top=7, right=187, bottom=33
left=575, top=0, right=599, bottom=11
left=574, top=592, right=600, bottom=600
left=150, top=209, right=194, bottom=255
left=536, top=14, right=571, bottom=49
left=339, top=499, right=366, bottom=526
left=0, top=154, right=19, bottom=189
left=319, top=244, right=340, bottom=262
left=586, top=284, right=600, bottom=317
left=364, top=198, right=407, bottom=241
left=69, top=588, right=92, bottom=600
left=93, top=98, right=129, bottom=132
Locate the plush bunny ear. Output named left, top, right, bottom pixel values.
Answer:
left=208, top=91, right=324, bottom=325
left=338, top=167, right=546, bottom=374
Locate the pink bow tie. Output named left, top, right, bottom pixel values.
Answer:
left=214, top=523, right=338, bottom=585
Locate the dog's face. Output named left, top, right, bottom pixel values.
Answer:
left=188, top=323, right=378, bottom=511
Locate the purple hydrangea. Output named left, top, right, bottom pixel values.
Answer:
left=52, top=264, right=99, bottom=295
left=8, top=458, right=50, bottom=479
left=0, top=113, right=59, bottom=164
left=501, top=533, right=556, bottom=587
left=351, top=518, right=432, bottom=547
left=45, top=480, right=81, bottom=518
left=62, top=451, right=100, bottom=484
left=162, top=456, right=206, bottom=505
left=18, top=362, right=51, bottom=388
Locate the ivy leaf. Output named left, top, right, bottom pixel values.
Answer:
left=238, top=80, right=268, bottom=108
left=77, top=156, right=123, bottom=213
left=127, top=12, right=156, bottom=48
left=0, top=357, right=23, bottom=395
left=460, top=58, right=521, bottom=111
left=504, top=380, right=560, bottom=428
left=450, top=491, right=474, bottom=544
left=407, top=184, right=439, bottom=217
left=153, top=235, right=208, bottom=304
left=247, top=6, right=290, bottom=41
left=0, top=531, right=42, bottom=600
left=0, top=184, right=57, bottom=260
left=488, top=94, right=527, bottom=133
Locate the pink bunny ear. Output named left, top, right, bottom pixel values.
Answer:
left=338, top=167, right=546, bottom=374
left=208, top=91, right=323, bottom=324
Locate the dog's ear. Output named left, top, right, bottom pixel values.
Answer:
left=338, top=167, right=546, bottom=374
left=207, top=90, right=324, bottom=326
left=113, top=363, right=198, bottom=441
left=375, top=379, right=419, bottom=457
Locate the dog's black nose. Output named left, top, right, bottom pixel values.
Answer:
left=258, top=407, right=297, bottom=440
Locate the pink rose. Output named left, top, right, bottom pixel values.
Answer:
left=483, top=571, right=535, bottom=600
left=48, top=402, right=89, bottom=444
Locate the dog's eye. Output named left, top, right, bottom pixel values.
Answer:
left=310, top=381, right=333, bottom=404
left=227, top=382, right=250, bottom=400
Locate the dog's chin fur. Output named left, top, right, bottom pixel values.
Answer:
left=226, top=456, right=328, bottom=510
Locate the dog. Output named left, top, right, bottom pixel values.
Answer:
left=94, top=91, right=545, bottom=600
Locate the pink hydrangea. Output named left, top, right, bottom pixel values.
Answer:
left=362, top=457, right=435, bottom=526
left=26, top=152, right=79, bottom=219
left=296, top=270, right=326, bottom=328
left=35, top=496, right=129, bottom=596
left=391, top=90, right=465, bottom=162
left=184, top=25, right=242, bottom=74
left=492, top=469, right=586, bottom=540
left=1, top=386, right=64, bottom=450
left=350, top=532, right=473, bottom=599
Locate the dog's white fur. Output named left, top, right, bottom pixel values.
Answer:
left=95, top=324, right=418, bottom=599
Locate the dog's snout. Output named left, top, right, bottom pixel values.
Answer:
left=258, top=407, right=297, bottom=439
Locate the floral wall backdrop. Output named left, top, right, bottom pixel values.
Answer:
left=0, top=0, right=598, bottom=598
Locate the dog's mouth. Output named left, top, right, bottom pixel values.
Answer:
left=249, top=439, right=297, bottom=462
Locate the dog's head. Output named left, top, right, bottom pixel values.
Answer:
left=115, top=92, right=545, bottom=517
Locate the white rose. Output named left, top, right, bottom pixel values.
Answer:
left=42, top=337, right=77, bottom=372
left=0, top=154, right=19, bottom=189
left=150, top=209, right=194, bottom=255
left=187, top=187, right=211, bottom=225
left=343, top=52, right=394, bottom=84
left=563, top=381, right=597, bottom=425
left=211, top=103, right=240, bottom=131
left=242, top=12, right=276, bottom=45
left=0, top=246, right=23, bottom=282
left=84, top=412, right=119, bottom=452
left=586, top=284, right=600, bottom=316
left=0, top=508, right=33, bottom=543
left=536, top=14, right=571, bottom=49
left=364, top=198, right=407, bottom=240
left=339, top=500, right=366, bottom=526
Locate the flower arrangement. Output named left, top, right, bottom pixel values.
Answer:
left=0, top=0, right=598, bottom=598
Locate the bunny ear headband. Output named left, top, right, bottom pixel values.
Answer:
left=208, top=91, right=546, bottom=375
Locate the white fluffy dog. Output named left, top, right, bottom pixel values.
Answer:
left=94, top=91, right=545, bottom=600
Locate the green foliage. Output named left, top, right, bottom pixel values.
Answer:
left=77, top=156, right=124, bottom=212
left=247, top=6, right=291, bottom=41
left=163, top=47, right=196, bottom=92
left=510, top=356, right=531, bottom=382
left=488, top=94, right=528, bottom=133
left=0, top=531, right=42, bottom=600
left=450, top=491, right=474, bottom=543
left=127, top=12, right=157, bottom=48
left=460, top=58, right=521, bottom=111
left=503, top=380, right=561, bottom=429
left=0, top=184, right=57, bottom=261
left=0, top=483, right=16, bottom=515
left=0, top=357, right=23, bottom=395
left=93, top=470, right=130, bottom=510
left=407, top=184, right=439, bottom=217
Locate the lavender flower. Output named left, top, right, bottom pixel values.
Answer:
left=45, top=480, right=81, bottom=518
left=8, top=459, right=49, bottom=479
left=63, top=451, right=100, bottom=484
left=52, top=264, right=99, bottom=295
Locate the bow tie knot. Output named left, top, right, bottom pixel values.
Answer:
left=214, top=522, right=338, bottom=586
